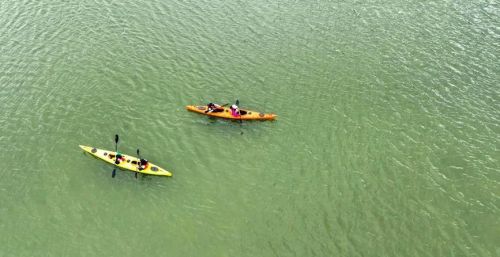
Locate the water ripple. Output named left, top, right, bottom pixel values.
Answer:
left=0, top=0, right=498, bottom=256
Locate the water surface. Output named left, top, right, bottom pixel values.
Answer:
left=0, top=0, right=499, bottom=256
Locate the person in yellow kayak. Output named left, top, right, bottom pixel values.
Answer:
left=205, top=102, right=223, bottom=113
left=117, top=154, right=125, bottom=163
left=109, top=152, right=125, bottom=164
left=138, top=158, right=149, bottom=171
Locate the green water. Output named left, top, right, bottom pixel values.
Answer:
left=1, top=0, right=499, bottom=256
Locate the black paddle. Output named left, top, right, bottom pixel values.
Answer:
left=135, top=148, right=141, bottom=178
left=234, top=99, right=244, bottom=134
left=112, top=134, right=119, bottom=178
left=235, top=99, right=243, bottom=125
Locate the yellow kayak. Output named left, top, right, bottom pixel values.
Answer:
left=79, top=145, right=172, bottom=177
left=186, top=105, right=277, bottom=120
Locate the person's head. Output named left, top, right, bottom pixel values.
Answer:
left=231, top=104, right=238, bottom=109
left=140, top=159, right=148, bottom=165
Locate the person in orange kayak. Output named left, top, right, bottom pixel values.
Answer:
left=230, top=104, right=240, bottom=117
left=205, top=102, right=223, bottom=113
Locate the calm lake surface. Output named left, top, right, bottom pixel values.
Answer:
left=0, top=0, right=498, bottom=256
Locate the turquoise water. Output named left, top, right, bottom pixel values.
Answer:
left=0, top=0, right=499, bottom=256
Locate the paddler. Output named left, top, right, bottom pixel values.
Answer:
left=109, top=152, right=125, bottom=164
left=205, top=102, right=223, bottom=113
left=230, top=104, right=240, bottom=117
left=115, top=153, right=125, bottom=164
left=138, top=158, right=149, bottom=171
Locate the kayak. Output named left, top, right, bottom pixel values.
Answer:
left=186, top=105, right=277, bottom=120
left=79, top=145, right=172, bottom=177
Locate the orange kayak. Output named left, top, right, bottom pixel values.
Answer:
left=186, top=105, right=277, bottom=120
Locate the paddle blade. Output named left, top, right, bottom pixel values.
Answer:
left=137, top=149, right=140, bottom=156
left=114, top=134, right=119, bottom=151
left=135, top=172, right=138, bottom=179
left=112, top=169, right=116, bottom=178
left=235, top=99, right=239, bottom=106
